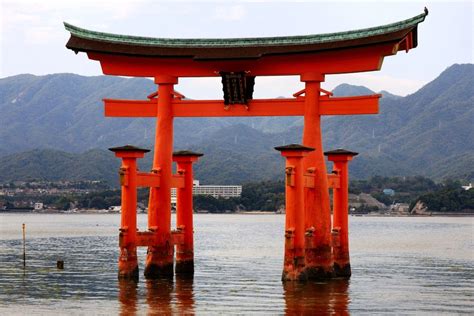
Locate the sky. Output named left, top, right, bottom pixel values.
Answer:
left=0, top=0, right=472, bottom=99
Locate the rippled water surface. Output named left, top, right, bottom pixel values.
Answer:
left=0, top=214, right=472, bottom=314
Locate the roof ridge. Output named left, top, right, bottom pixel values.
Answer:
left=64, top=10, right=427, bottom=48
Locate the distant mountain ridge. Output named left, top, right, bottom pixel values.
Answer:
left=0, top=64, right=472, bottom=184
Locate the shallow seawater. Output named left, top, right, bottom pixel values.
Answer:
left=0, top=214, right=472, bottom=314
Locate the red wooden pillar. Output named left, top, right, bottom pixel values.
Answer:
left=301, top=73, right=334, bottom=279
left=173, top=150, right=203, bottom=275
left=146, top=75, right=178, bottom=279
left=275, top=144, right=314, bottom=281
left=325, top=149, right=358, bottom=278
left=109, top=145, right=150, bottom=280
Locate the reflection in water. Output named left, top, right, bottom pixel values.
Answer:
left=146, top=279, right=174, bottom=315
left=175, top=277, right=195, bottom=315
left=284, top=279, right=350, bottom=315
left=118, top=280, right=138, bottom=316
left=118, top=277, right=195, bottom=315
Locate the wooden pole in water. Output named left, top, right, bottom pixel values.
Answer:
left=22, top=223, right=26, bottom=268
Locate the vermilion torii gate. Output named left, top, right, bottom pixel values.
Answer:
left=64, top=9, right=427, bottom=281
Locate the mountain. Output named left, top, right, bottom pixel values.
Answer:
left=322, top=63, right=474, bottom=180
left=0, top=64, right=472, bottom=184
left=0, top=73, right=297, bottom=153
left=379, top=90, right=402, bottom=100
left=0, top=149, right=120, bottom=184
left=331, top=83, right=375, bottom=97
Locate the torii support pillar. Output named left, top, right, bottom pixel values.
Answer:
left=325, top=149, right=358, bottom=278
left=109, top=145, right=150, bottom=281
left=145, top=75, right=177, bottom=279
left=173, top=150, right=203, bottom=276
left=301, top=73, right=334, bottom=280
left=275, top=144, right=315, bottom=281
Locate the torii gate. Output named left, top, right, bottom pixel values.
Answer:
left=64, top=9, right=427, bottom=281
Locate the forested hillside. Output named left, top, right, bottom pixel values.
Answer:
left=0, top=64, right=472, bottom=184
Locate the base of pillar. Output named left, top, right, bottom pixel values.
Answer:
left=175, top=260, right=194, bottom=275
left=118, top=248, right=139, bottom=281
left=304, top=266, right=335, bottom=280
left=144, top=262, right=174, bottom=279
left=305, top=246, right=334, bottom=280
left=282, top=269, right=308, bottom=282
left=334, top=262, right=351, bottom=278
left=282, top=255, right=307, bottom=282
left=145, top=246, right=174, bottom=279
left=118, top=263, right=139, bottom=281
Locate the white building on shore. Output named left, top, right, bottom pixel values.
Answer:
left=171, top=180, right=242, bottom=205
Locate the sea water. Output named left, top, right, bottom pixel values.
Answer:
left=0, top=214, right=472, bottom=314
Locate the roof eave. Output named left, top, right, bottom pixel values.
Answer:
left=64, top=10, right=427, bottom=60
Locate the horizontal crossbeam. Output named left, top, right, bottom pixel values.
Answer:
left=89, top=44, right=394, bottom=77
left=136, top=172, right=160, bottom=188
left=172, top=174, right=185, bottom=188
left=128, top=230, right=184, bottom=247
left=104, top=95, right=380, bottom=118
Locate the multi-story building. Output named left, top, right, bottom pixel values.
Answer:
left=171, top=180, right=242, bottom=205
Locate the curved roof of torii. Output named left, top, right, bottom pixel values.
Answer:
left=64, top=9, right=427, bottom=60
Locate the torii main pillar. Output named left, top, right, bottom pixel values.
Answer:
left=145, top=75, right=177, bottom=278
left=301, top=73, right=334, bottom=279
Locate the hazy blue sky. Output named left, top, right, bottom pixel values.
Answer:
left=1, top=0, right=472, bottom=98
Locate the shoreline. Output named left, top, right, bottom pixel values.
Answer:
left=357, top=213, right=474, bottom=217
left=1, top=210, right=473, bottom=217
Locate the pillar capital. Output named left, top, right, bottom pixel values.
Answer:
left=275, top=144, right=314, bottom=158
left=173, top=150, right=204, bottom=163
left=154, top=75, right=178, bottom=85
left=324, top=149, right=358, bottom=162
left=109, top=145, right=150, bottom=159
left=300, top=72, right=325, bottom=83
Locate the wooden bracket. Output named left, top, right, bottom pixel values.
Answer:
left=285, top=166, right=295, bottom=187
left=331, top=227, right=341, bottom=247
left=327, top=172, right=341, bottom=189
left=285, top=228, right=295, bottom=249
left=304, top=167, right=316, bottom=188
left=305, top=227, right=316, bottom=249
left=119, top=167, right=129, bottom=186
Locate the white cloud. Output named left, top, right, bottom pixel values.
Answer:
left=178, top=77, right=222, bottom=99
left=24, top=26, right=63, bottom=44
left=254, top=76, right=301, bottom=98
left=1, top=0, right=148, bottom=27
left=213, top=5, right=246, bottom=21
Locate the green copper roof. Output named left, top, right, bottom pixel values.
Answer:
left=64, top=9, right=427, bottom=48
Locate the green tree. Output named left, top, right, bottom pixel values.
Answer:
left=88, top=196, right=107, bottom=209
left=53, top=196, right=73, bottom=210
